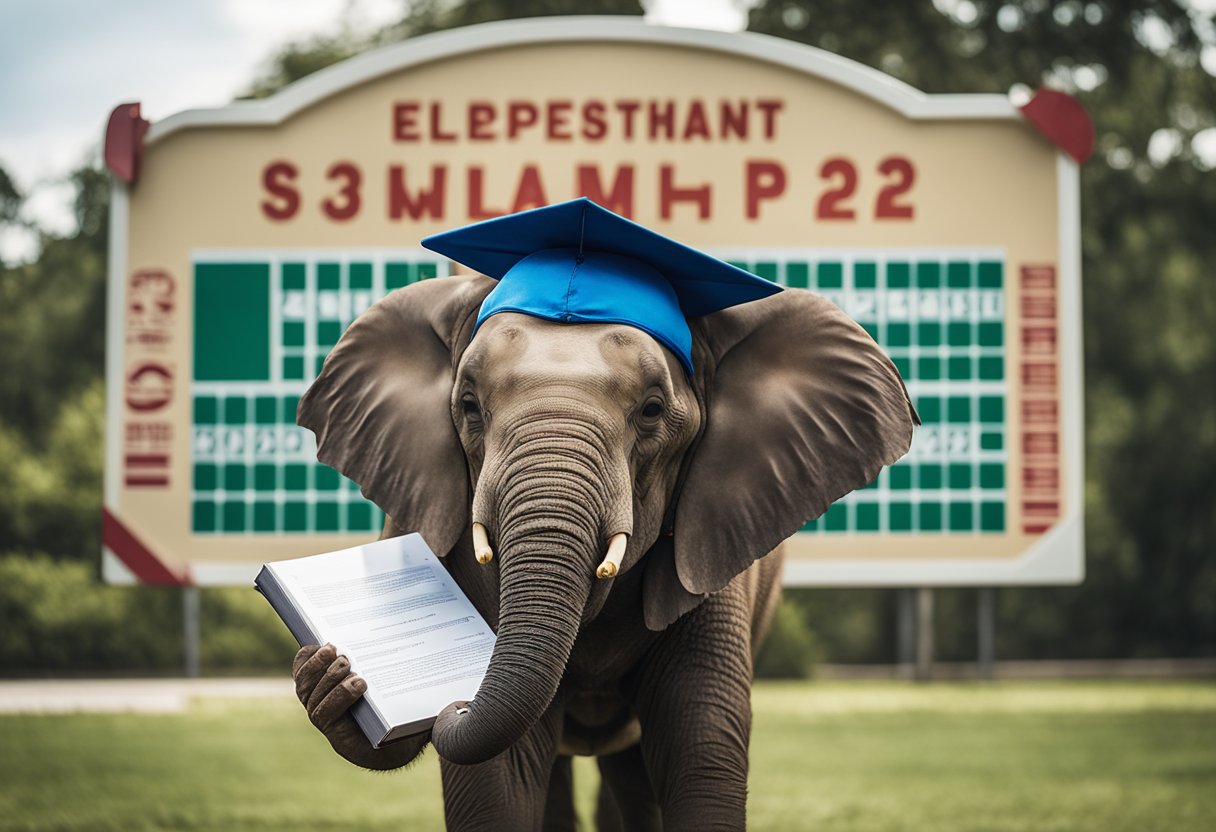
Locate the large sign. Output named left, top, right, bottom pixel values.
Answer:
left=104, top=18, right=1087, bottom=587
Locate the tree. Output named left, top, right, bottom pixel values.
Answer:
left=0, top=156, right=108, bottom=559
left=0, top=163, right=20, bottom=227
left=0, top=178, right=107, bottom=448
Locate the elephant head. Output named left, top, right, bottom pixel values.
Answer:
left=298, top=268, right=915, bottom=765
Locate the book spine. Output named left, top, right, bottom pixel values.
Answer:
left=254, top=566, right=321, bottom=645
left=254, top=565, right=390, bottom=747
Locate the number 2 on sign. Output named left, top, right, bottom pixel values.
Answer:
left=817, top=156, right=915, bottom=221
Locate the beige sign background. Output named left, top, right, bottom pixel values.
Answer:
left=104, top=18, right=1083, bottom=587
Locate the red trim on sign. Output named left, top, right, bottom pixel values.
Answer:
left=102, top=507, right=190, bottom=586
left=1018, top=88, right=1094, bottom=165
left=104, top=102, right=150, bottom=184
left=125, top=454, right=169, bottom=467
left=124, top=475, right=170, bottom=487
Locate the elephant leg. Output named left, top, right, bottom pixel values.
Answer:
left=441, top=703, right=565, bottom=832
left=542, top=755, right=577, bottom=832
left=595, top=743, right=662, bottom=832
left=632, top=584, right=754, bottom=830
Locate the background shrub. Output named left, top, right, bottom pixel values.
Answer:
left=755, top=599, right=821, bottom=679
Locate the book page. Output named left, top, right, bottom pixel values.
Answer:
left=272, top=534, right=495, bottom=732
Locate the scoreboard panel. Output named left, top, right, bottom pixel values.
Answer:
left=186, top=249, right=1014, bottom=541
left=190, top=255, right=451, bottom=536
left=725, top=252, right=1009, bottom=538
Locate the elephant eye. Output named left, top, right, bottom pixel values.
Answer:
left=461, top=396, right=482, bottom=422
left=640, top=399, right=664, bottom=421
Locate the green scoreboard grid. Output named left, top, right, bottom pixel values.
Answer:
left=725, top=252, right=1008, bottom=536
left=191, top=251, right=1007, bottom=537
left=191, top=255, right=451, bottom=535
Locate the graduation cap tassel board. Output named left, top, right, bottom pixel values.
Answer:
left=421, top=197, right=783, bottom=375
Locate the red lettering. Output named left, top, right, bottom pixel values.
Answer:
left=577, top=164, right=635, bottom=217
left=659, top=165, right=710, bottom=220
left=393, top=102, right=421, bottom=141
left=507, top=101, right=539, bottom=139
left=745, top=160, right=786, bottom=219
left=260, top=161, right=299, bottom=221
left=467, top=166, right=505, bottom=220
left=388, top=164, right=446, bottom=221
left=683, top=100, right=710, bottom=140
left=756, top=99, right=784, bottom=139
left=511, top=165, right=548, bottom=213
left=817, top=157, right=857, bottom=220
left=720, top=100, right=748, bottom=140
left=469, top=102, right=496, bottom=141
left=547, top=100, right=574, bottom=141
left=649, top=100, right=675, bottom=141
left=582, top=100, right=607, bottom=141
left=322, top=162, right=361, bottom=221
left=616, top=100, right=641, bottom=140
left=429, top=101, right=456, bottom=142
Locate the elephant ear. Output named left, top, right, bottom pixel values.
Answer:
left=670, top=290, right=918, bottom=608
left=297, top=274, right=493, bottom=558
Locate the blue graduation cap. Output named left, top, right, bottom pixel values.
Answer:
left=420, top=198, right=782, bottom=374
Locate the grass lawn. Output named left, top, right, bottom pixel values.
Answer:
left=0, top=680, right=1213, bottom=831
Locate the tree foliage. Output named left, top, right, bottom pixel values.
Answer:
left=241, top=0, right=643, bottom=99
left=0, top=157, right=109, bottom=565
left=0, top=164, right=21, bottom=226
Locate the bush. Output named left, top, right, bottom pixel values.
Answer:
left=0, top=381, right=104, bottom=561
left=0, top=553, right=297, bottom=675
left=754, top=599, right=821, bottom=679
left=0, top=552, right=180, bottom=673
left=200, top=587, right=297, bottom=674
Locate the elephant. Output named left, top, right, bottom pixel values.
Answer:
left=289, top=270, right=916, bottom=830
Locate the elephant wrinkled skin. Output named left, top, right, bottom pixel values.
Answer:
left=291, top=274, right=917, bottom=830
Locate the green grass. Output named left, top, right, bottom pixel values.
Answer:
left=749, top=681, right=1216, bottom=831
left=0, top=681, right=1213, bottom=831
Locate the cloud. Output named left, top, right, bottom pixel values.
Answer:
left=644, top=0, right=755, bottom=31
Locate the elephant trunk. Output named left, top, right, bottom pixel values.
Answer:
left=431, top=418, right=619, bottom=765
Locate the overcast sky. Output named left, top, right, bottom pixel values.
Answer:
left=0, top=0, right=752, bottom=261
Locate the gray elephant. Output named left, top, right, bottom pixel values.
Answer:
left=289, top=206, right=915, bottom=829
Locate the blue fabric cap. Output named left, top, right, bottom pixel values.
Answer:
left=420, top=198, right=782, bottom=374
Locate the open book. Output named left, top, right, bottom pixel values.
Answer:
left=255, top=533, right=495, bottom=747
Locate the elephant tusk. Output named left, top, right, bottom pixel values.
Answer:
left=596, top=533, right=629, bottom=579
left=472, top=522, right=494, bottom=565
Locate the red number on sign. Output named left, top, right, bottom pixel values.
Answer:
left=875, top=156, right=915, bottom=219
left=817, top=157, right=857, bottom=220
left=322, top=162, right=362, bottom=221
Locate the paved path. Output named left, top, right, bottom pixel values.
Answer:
left=2, top=659, right=1211, bottom=715
left=0, top=678, right=292, bottom=714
